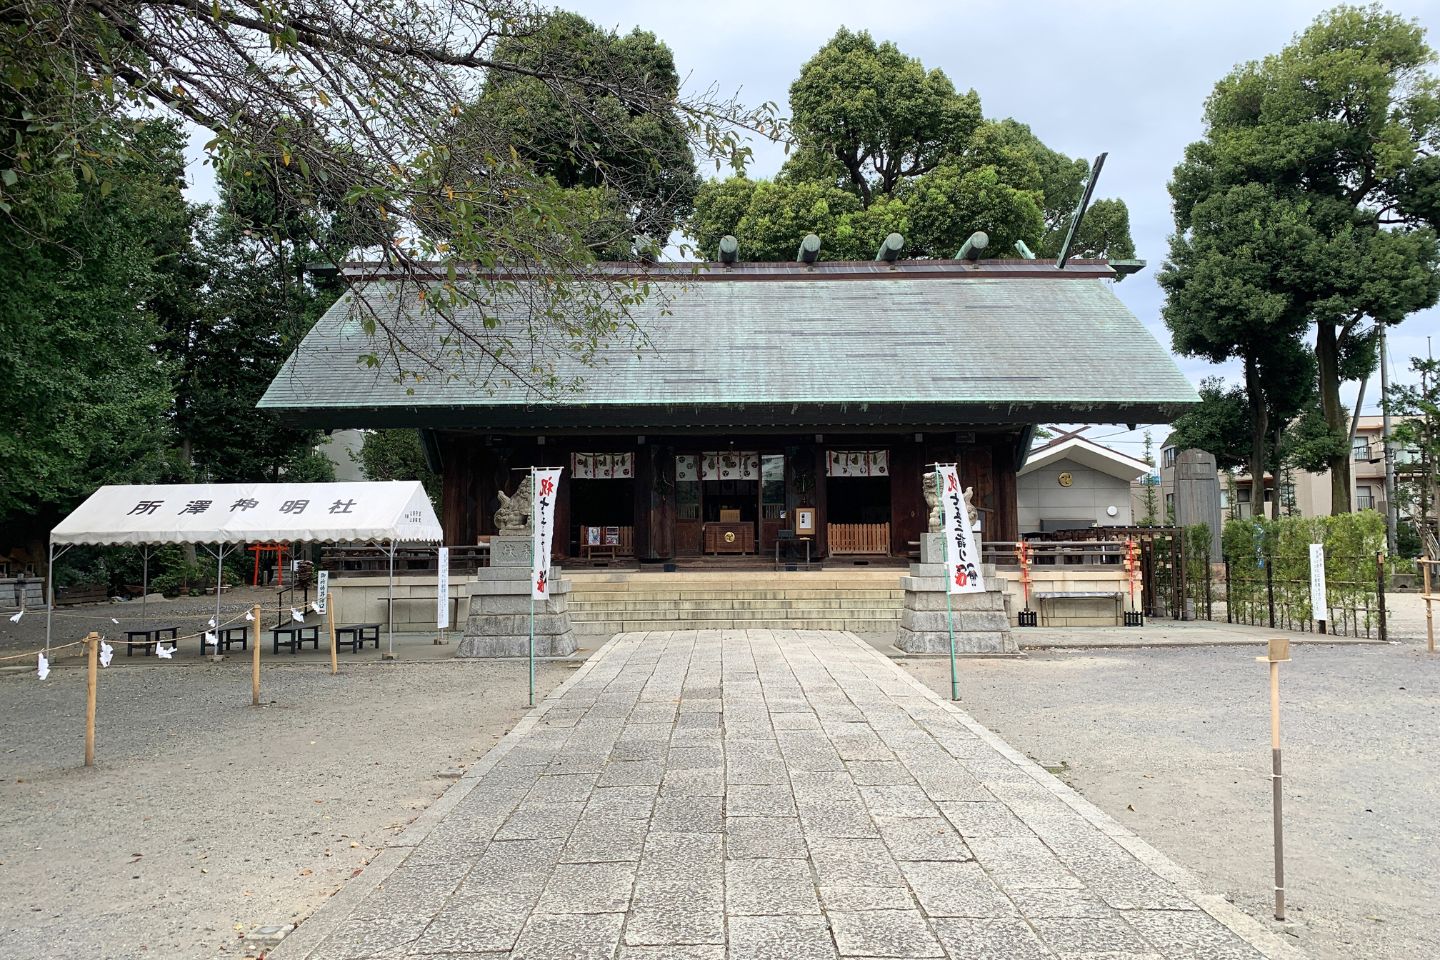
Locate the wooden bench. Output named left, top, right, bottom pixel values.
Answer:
left=1034, top=590, right=1124, bottom=626
left=272, top=624, right=320, bottom=654
left=203, top=625, right=250, bottom=654
left=334, top=623, right=381, bottom=652
left=56, top=584, right=108, bottom=606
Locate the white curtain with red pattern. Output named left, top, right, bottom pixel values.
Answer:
left=826, top=450, right=889, bottom=477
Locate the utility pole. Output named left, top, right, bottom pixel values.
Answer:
left=1380, top=324, right=1398, bottom=556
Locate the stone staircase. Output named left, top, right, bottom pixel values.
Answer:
left=565, top=569, right=905, bottom=636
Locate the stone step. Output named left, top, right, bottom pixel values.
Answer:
left=570, top=606, right=902, bottom=623
left=568, top=588, right=904, bottom=601
left=568, top=596, right=904, bottom=611
left=565, top=575, right=903, bottom=590
left=573, top=617, right=900, bottom=635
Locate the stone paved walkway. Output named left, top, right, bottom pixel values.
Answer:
left=278, top=630, right=1302, bottom=960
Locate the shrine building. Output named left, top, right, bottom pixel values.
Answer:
left=259, top=254, right=1195, bottom=563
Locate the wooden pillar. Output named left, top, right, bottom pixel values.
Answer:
left=810, top=443, right=829, bottom=557
left=552, top=446, right=571, bottom=560
left=992, top=435, right=1020, bottom=545
left=890, top=442, right=924, bottom=556
left=644, top=444, right=675, bottom=560
left=633, top=444, right=653, bottom=560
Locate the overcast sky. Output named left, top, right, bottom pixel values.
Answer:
left=187, top=0, right=1440, bottom=454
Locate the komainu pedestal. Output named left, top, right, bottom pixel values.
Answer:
left=459, top=535, right=576, bottom=657
left=895, top=537, right=1015, bottom=655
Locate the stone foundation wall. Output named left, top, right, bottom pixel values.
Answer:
left=895, top=563, right=1016, bottom=655
left=1001, top=565, right=1140, bottom=626
left=459, top=536, right=576, bottom=657
left=2, top=578, right=45, bottom=609
left=328, top=576, right=469, bottom=632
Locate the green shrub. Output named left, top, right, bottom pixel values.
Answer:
left=1222, top=512, right=1386, bottom=631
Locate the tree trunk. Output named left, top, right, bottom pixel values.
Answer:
left=181, top=434, right=197, bottom=569
left=1245, top=355, right=1268, bottom=519
left=1316, top=322, right=1351, bottom=514
left=1271, top=419, right=1284, bottom=519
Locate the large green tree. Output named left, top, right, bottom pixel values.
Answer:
left=163, top=156, right=363, bottom=484
left=1166, top=378, right=1252, bottom=472
left=461, top=12, right=700, bottom=255
left=692, top=29, right=1134, bottom=262
left=3, top=0, right=775, bottom=397
left=1163, top=5, right=1440, bottom=514
left=0, top=118, right=187, bottom=541
left=1388, top=356, right=1440, bottom=541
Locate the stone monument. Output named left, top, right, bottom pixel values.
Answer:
left=459, top=481, right=576, bottom=657
left=897, top=472, right=1015, bottom=655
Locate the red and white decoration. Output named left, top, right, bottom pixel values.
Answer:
left=531, top=468, right=563, bottom=600
left=936, top=464, right=985, bottom=595
left=701, top=451, right=760, bottom=481
left=571, top=452, right=634, bottom=479
left=826, top=450, right=890, bottom=477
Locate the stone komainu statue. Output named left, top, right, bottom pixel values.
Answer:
left=494, top=476, right=533, bottom=535
left=922, top=471, right=978, bottom=533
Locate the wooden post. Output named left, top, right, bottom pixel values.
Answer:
left=1424, top=560, right=1434, bottom=654
left=84, top=632, right=99, bottom=767
left=251, top=604, right=261, bottom=706
left=328, top=601, right=338, bottom=676
left=1260, top=636, right=1290, bottom=921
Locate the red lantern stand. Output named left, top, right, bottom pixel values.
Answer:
left=1016, top=540, right=1037, bottom=627
left=1123, top=538, right=1143, bottom=626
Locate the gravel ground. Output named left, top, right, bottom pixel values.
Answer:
left=0, top=655, right=574, bottom=959
left=902, top=640, right=1440, bottom=960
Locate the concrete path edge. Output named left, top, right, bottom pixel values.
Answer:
left=267, top=635, right=625, bottom=960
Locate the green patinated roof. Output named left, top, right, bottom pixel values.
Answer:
left=259, top=261, right=1197, bottom=430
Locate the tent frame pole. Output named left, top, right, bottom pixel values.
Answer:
left=212, top=543, right=227, bottom=661
left=45, top=540, right=54, bottom=656
left=141, top=545, right=151, bottom=620
left=44, top=542, right=73, bottom=656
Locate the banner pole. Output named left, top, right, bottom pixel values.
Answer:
left=529, top=466, right=537, bottom=709
left=386, top=541, right=396, bottom=660
left=934, top=469, right=958, bottom=702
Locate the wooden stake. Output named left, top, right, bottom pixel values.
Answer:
left=1261, top=636, right=1289, bottom=922
left=327, top=601, right=338, bottom=676
left=251, top=604, right=261, bottom=706
left=1424, top=560, right=1434, bottom=655
left=84, top=632, right=99, bottom=767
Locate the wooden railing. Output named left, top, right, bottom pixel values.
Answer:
left=320, top=545, right=490, bottom=576
left=580, top=525, right=634, bottom=558
left=828, top=522, right=890, bottom=555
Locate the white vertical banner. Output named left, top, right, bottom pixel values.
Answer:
left=937, top=465, right=986, bottom=594
left=315, top=570, right=329, bottom=615
left=1309, top=543, right=1327, bottom=622
left=436, top=546, right=450, bottom=629
left=532, top=468, right=564, bottom=600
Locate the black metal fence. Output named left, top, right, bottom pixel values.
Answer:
left=1209, top=551, right=1389, bottom=640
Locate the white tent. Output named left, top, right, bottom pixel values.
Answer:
left=47, top=481, right=443, bottom=655
left=52, top=481, right=441, bottom=545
